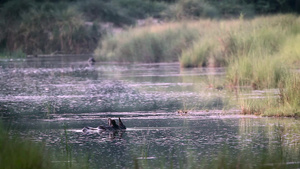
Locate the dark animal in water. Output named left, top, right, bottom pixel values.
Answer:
left=118, top=117, right=126, bottom=129
left=82, top=117, right=126, bottom=132
left=98, top=118, right=119, bottom=130
left=88, top=57, right=96, bottom=63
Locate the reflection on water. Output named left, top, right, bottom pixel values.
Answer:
left=7, top=116, right=300, bottom=168
left=1, top=56, right=300, bottom=168
left=0, top=56, right=225, bottom=117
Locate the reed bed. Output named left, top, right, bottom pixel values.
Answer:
left=95, top=22, right=201, bottom=62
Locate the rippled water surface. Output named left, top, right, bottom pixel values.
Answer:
left=1, top=56, right=300, bottom=168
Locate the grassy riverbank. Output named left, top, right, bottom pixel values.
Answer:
left=0, top=0, right=167, bottom=56
left=98, top=14, right=299, bottom=68
left=95, top=22, right=199, bottom=62
left=97, top=14, right=300, bottom=116
left=239, top=73, right=300, bottom=117
left=223, top=15, right=300, bottom=116
left=1, top=0, right=299, bottom=56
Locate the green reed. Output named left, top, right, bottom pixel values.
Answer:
left=96, top=23, right=199, bottom=62
left=0, top=122, right=52, bottom=169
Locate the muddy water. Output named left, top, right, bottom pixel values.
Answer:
left=1, top=56, right=299, bottom=168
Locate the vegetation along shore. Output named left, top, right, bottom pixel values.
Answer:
left=97, top=14, right=300, bottom=117
left=1, top=2, right=300, bottom=114
left=1, top=0, right=300, bottom=168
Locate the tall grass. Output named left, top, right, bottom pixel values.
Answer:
left=180, top=34, right=226, bottom=67
left=242, top=74, right=300, bottom=117
left=280, top=34, right=300, bottom=66
left=0, top=123, right=53, bottom=169
left=222, top=15, right=300, bottom=116
left=180, top=15, right=298, bottom=68
left=226, top=56, right=289, bottom=89
left=95, top=22, right=199, bottom=62
left=1, top=0, right=299, bottom=56
left=95, top=14, right=300, bottom=116
left=0, top=122, right=89, bottom=169
left=177, top=15, right=300, bottom=90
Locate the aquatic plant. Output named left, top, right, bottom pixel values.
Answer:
left=0, top=121, right=91, bottom=169
left=130, top=118, right=300, bottom=168
left=0, top=122, right=52, bottom=169
left=237, top=72, right=300, bottom=117
left=263, top=74, right=300, bottom=117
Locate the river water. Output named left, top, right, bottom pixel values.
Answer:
left=0, top=56, right=300, bottom=168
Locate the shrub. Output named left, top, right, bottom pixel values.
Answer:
left=116, top=0, right=167, bottom=19
left=163, top=0, right=219, bottom=19
left=77, top=0, right=134, bottom=26
left=77, top=0, right=166, bottom=26
left=1, top=0, right=101, bottom=54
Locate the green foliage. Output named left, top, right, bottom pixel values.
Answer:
left=96, top=24, right=198, bottom=62
left=176, top=15, right=298, bottom=89
left=163, top=0, right=300, bottom=20
left=0, top=0, right=35, bottom=22
left=0, top=122, right=90, bottom=169
left=263, top=74, right=300, bottom=116
left=172, top=14, right=300, bottom=116
left=116, top=0, right=167, bottom=19
left=226, top=56, right=289, bottom=89
left=77, top=0, right=134, bottom=26
left=0, top=124, right=52, bottom=169
left=163, top=0, right=219, bottom=19
left=1, top=0, right=300, bottom=56
left=280, top=34, right=300, bottom=66
left=249, top=0, right=298, bottom=13
left=180, top=37, right=227, bottom=67
left=224, top=15, right=299, bottom=89
left=77, top=0, right=166, bottom=26
left=0, top=0, right=101, bottom=54
left=222, top=15, right=300, bottom=116
left=0, top=49, right=27, bottom=58
left=278, top=74, right=300, bottom=116
left=209, top=0, right=255, bottom=17
left=238, top=73, right=300, bottom=117
left=1, top=0, right=300, bottom=55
